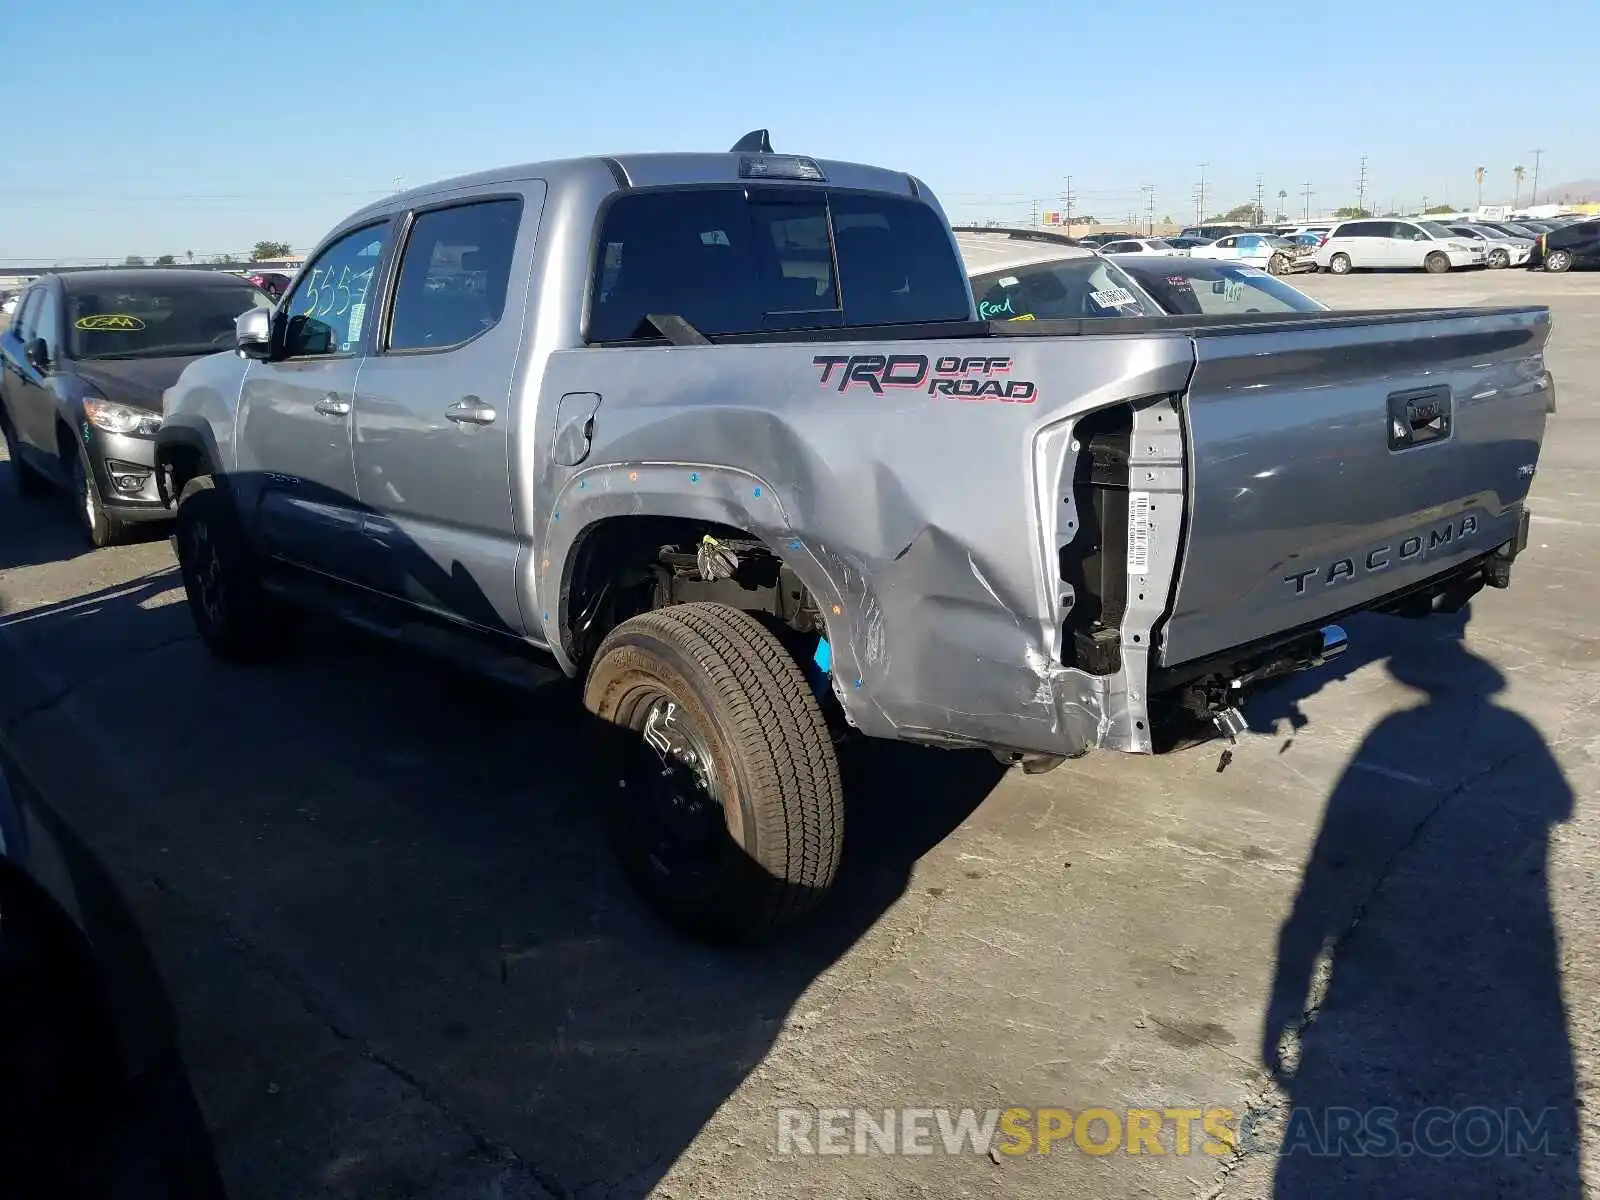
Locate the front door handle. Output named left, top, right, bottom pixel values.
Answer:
left=445, top=396, right=497, bottom=426
left=314, top=394, right=350, bottom=417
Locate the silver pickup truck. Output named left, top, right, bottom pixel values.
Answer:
left=157, top=133, right=1551, bottom=943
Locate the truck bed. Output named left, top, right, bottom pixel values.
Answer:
left=556, top=302, right=1549, bottom=757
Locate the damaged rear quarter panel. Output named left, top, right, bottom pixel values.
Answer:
left=532, top=335, right=1195, bottom=755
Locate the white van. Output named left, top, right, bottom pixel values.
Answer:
left=1313, top=218, right=1486, bottom=274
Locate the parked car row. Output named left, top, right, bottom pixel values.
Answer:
left=1076, top=229, right=1315, bottom=275
left=1073, top=211, right=1600, bottom=275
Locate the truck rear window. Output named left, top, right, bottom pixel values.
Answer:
left=587, top=187, right=972, bottom=342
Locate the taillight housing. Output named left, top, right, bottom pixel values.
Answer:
left=1317, top=234, right=1328, bottom=247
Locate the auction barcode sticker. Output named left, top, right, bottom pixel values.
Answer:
left=1090, top=287, right=1137, bottom=310
left=1127, top=491, right=1152, bottom=575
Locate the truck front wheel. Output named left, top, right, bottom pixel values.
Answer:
left=583, top=602, right=844, bottom=943
left=174, top=475, right=289, bottom=663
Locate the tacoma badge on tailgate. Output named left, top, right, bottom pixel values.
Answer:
left=1283, top=515, right=1480, bottom=594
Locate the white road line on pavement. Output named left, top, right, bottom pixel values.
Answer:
left=138, top=587, right=188, bottom=610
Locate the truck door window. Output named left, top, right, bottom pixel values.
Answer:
left=281, top=221, right=391, bottom=358
left=586, top=187, right=971, bottom=342
left=386, top=198, right=523, bottom=352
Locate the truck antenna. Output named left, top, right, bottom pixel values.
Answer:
left=729, top=129, right=774, bottom=153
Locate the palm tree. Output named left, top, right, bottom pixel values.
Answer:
left=185, top=249, right=194, bottom=264
left=1513, top=165, right=1525, bottom=207
left=1277, top=188, right=1288, bottom=220
left=1474, top=166, right=1486, bottom=207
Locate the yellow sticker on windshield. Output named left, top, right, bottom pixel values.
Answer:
left=75, top=314, right=146, bottom=331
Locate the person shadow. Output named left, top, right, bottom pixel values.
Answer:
left=1258, top=608, right=1581, bottom=1195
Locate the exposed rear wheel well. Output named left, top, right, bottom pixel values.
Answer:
left=562, top=517, right=828, bottom=670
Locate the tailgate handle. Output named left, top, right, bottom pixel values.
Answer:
left=1387, top=386, right=1452, bottom=451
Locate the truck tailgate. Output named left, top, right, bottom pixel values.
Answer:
left=1159, top=307, right=1551, bottom=668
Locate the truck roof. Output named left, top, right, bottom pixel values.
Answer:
left=347, top=152, right=926, bottom=225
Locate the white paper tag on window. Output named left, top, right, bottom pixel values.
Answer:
left=1127, top=491, right=1152, bottom=575
left=1091, top=287, right=1136, bottom=309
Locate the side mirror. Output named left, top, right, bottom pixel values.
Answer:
left=24, top=337, right=49, bottom=372
left=235, top=307, right=273, bottom=360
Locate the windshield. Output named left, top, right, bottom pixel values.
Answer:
left=67, top=281, right=272, bottom=360
left=1419, top=222, right=1460, bottom=240
left=1498, top=223, right=1537, bottom=237
left=968, top=257, right=1161, bottom=321
left=1146, top=238, right=1175, bottom=250
left=1115, top=260, right=1326, bottom=317
left=1468, top=225, right=1510, bottom=240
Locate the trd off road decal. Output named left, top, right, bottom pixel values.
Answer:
left=811, top=354, right=1037, bottom=403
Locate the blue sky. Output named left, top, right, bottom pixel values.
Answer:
left=4, top=0, right=1594, bottom=262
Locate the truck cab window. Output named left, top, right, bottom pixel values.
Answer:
left=387, top=199, right=523, bottom=352
left=281, top=222, right=390, bottom=357
left=587, top=187, right=971, bottom=342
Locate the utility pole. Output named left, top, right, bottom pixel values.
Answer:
left=1356, top=155, right=1368, bottom=216
left=1142, top=185, right=1155, bottom=235
left=1255, top=174, right=1265, bottom=225
left=1530, top=148, right=1544, bottom=207
left=1030, top=199, right=1038, bottom=227
left=1063, top=176, right=1076, bottom=235
left=1301, top=182, right=1313, bottom=220
left=1197, top=162, right=1209, bottom=224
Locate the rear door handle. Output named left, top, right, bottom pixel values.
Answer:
left=445, top=396, right=497, bottom=426
left=314, top=394, right=350, bottom=417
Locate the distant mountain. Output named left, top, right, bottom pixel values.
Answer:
left=1540, top=179, right=1600, bottom=203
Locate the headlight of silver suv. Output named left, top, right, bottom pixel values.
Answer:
left=83, top=396, right=162, bottom=437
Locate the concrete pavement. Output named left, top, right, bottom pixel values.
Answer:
left=1, top=268, right=1597, bottom=1198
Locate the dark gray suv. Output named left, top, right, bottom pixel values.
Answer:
left=0, top=270, right=270, bottom=546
